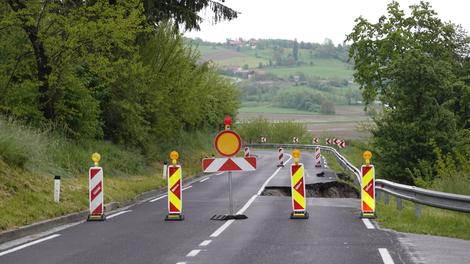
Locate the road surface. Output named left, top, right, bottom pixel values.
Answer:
left=0, top=150, right=414, bottom=264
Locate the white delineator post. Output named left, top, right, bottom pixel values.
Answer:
left=244, top=147, right=250, bottom=157
left=88, top=153, right=105, bottom=221
left=54, top=175, right=61, bottom=203
left=315, top=147, right=321, bottom=168
left=162, top=161, right=168, bottom=180
left=277, top=147, right=284, bottom=167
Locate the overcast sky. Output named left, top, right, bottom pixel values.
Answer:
left=184, top=0, right=470, bottom=45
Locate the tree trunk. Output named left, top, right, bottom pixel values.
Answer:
left=7, top=0, right=55, bottom=119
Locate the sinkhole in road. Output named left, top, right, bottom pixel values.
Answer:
left=261, top=181, right=359, bottom=198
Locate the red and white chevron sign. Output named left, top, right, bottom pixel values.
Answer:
left=326, top=138, right=331, bottom=145
left=339, top=140, right=346, bottom=149
left=89, top=167, right=104, bottom=219
left=202, top=157, right=256, bottom=173
left=333, top=138, right=339, bottom=145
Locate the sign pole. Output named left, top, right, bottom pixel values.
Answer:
left=228, top=171, right=233, bottom=215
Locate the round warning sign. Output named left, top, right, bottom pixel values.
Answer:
left=214, top=130, right=241, bottom=157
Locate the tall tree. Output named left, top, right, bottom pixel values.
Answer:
left=292, top=39, right=299, bottom=61
left=346, top=1, right=470, bottom=183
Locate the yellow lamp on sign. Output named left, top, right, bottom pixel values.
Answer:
left=292, top=149, right=300, bottom=164
left=91, top=152, right=101, bottom=166
left=170, top=151, right=179, bottom=165
left=363, top=151, right=372, bottom=165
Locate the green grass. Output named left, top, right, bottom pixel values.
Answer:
left=0, top=117, right=215, bottom=231
left=239, top=104, right=318, bottom=115
left=267, top=59, right=353, bottom=79
left=324, top=139, right=470, bottom=240
left=376, top=196, right=470, bottom=240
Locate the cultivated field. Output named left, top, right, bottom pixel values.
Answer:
left=238, top=105, right=371, bottom=139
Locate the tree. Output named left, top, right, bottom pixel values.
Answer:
left=346, top=1, right=470, bottom=183
left=293, top=39, right=299, bottom=61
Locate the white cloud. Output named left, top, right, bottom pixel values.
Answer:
left=184, top=0, right=470, bottom=45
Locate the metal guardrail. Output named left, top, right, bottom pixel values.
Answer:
left=246, top=143, right=470, bottom=215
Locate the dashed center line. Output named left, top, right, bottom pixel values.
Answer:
left=186, top=249, right=201, bottom=257
left=362, top=218, right=375, bottom=229
left=199, top=240, right=212, bottom=246
left=378, top=248, right=395, bottom=264
left=211, top=154, right=293, bottom=238
left=107, top=210, right=132, bottom=219
left=0, top=234, right=61, bottom=257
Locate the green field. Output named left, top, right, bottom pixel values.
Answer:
left=239, top=105, right=317, bottom=115
left=267, top=59, right=353, bottom=79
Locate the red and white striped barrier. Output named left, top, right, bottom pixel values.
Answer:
left=315, top=147, right=321, bottom=167
left=278, top=147, right=285, bottom=167
left=244, top=147, right=250, bottom=157
left=202, top=157, right=257, bottom=173
left=88, top=167, right=105, bottom=221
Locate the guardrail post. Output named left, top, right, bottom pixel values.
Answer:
left=396, top=197, right=403, bottom=210
left=415, top=203, right=421, bottom=218
left=376, top=190, right=381, bottom=201
left=384, top=192, right=390, bottom=205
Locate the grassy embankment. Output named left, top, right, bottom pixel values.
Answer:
left=324, top=140, right=470, bottom=240
left=0, top=118, right=214, bottom=231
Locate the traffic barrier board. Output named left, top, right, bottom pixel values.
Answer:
left=88, top=167, right=105, bottom=221
left=292, top=137, right=299, bottom=143
left=314, top=147, right=321, bottom=167
left=244, top=147, right=250, bottom=157
left=166, top=165, right=184, bottom=221
left=277, top=147, right=284, bottom=167
left=290, top=163, right=308, bottom=219
left=202, top=157, right=256, bottom=173
left=361, top=165, right=375, bottom=218
left=312, top=137, right=319, bottom=144
left=326, top=138, right=331, bottom=145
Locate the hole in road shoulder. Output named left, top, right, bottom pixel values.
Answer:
left=261, top=181, right=359, bottom=198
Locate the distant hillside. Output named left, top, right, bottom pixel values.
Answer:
left=191, top=38, right=362, bottom=115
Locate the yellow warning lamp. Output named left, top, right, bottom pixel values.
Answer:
left=292, top=149, right=301, bottom=164
left=91, top=152, right=101, bottom=166
left=170, top=151, right=179, bottom=165
left=363, top=151, right=372, bottom=165
left=224, top=115, right=232, bottom=130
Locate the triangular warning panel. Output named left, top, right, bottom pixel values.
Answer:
left=219, top=158, right=242, bottom=171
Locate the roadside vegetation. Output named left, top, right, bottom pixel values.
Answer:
left=0, top=1, right=238, bottom=230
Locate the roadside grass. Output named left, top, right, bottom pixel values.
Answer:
left=0, top=118, right=214, bottom=231
left=324, top=139, right=470, bottom=240
left=376, top=197, right=470, bottom=240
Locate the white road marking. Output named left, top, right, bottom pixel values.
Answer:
left=378, top=248, right=395, bottom=264
left=211, top=154, right=293, bottom=238
left=199, top=240, right=212, bottom=246
left=149, top=194, right=167, bottom=203
left=186, top=249, right=201, bottom=257
left=149, top=185, right=191, bottom=203
left=256, top=154, right=293, bottom=195
left=199, top=177, right=210, bottom=183
left=107, top=210, right=132, bottom=219
left=0, top=234, right=61, bottom=257
left=237, top=195, right=257, bottom=215
left=216, top=172, right=224, bottom=175
left=176, top=262, right=186, bottom=264
left=362, top=218, right=375, bottom=229
left=210, top=219, right=235, bottom=238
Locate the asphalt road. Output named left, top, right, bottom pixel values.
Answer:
left=0, top=150, right=413, bottom=264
